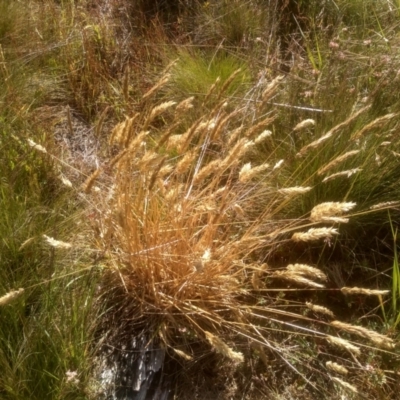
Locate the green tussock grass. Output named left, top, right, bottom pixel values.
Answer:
left=1, top=0, right=400, bottom=399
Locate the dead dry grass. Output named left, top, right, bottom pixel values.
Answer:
left=84, top=71, right=399, bottom=398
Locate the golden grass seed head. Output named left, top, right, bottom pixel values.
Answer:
left=262, top=75, right=284, bottom=101
left=145, top=101, right=177, bottom=128
left=278, top=186, right=312, bottom=196
left=222, top=138, right=253, bottom=167
left=331, top=321, right=395, bottom=349
left=287, top=264, right=327, bottom=281
left=341, top=287, right=390, bottom=296
left=327, top=104, right=371, bottom=138
left=155, top=122, right=179, bottom=151
left=310, top=202, right=356, bottom=222
left=239, top=163, right=270, bottom=183
left=165, top=184, right=184, bottom=201
left=203, top=76, right=220, bottom=105
left=148, top=156, right=167, bottom=190
left=127, top=130, right=149, bottom=152
left=109, top=116, right=137, bottom=147
left=174, top=149, right=198, bottom=176
left=109, top=120, right=124, bottom=146
left=322, top=168, right=362, bottom=183
left=108, top=148, right=129, bottom=169
left=351, top=112, right=397, bottom=140
left=273, top=159, right=284, bottom=170
left=158, top=164, right=174, bottom=178
left=254, top=129, right=272, bottom=144
left=320, top=216, right=349, bottom=223
left=238, top=163, right=252, bottom=183
left=252, top=271, right=263, bottom=289
left=175, top=96, right=194, bottom=114
left=227, top=125, right=244, bottom=147
left=270, top=271, right=325, bottom=288
left=296, top=132, right=332, bottom=158
left=178, top=119, right=208, bottom=153
left=293, top=119, right=315, bottom=131
left=331, top=377, right=358, bottom=393
left=59, top=174, right=73, bottom=188
left=326, top=361, right=348, bottom=375
left=306, top=302, right=335, bottom=318
left=83, top=168, right=102, bottom=193
left=0, top=288, right=24, bottom=306
left=245, top=116, right=276, bottom=139
left=292, top=227, right=339, bottom=242
left=138, top=150, right=160, bottom=170
left=326, top=335, right=361, bottom=356
left=43, top=234, right=72, bottom=249
left=193, top=159, right=222, bottom=184
left=205, top=331, right=244, bottom=364
left=172, top=348, right=193, bottom=361
left=317, top=150, right=360, bottom=176
left=166, top=134, right=184, bottom=151
left=142, top=73, right=171, bottom=99
left=27, top=138, right=47, bottom=154
left=218, top=68, right=242, bottom=98
left=369, top=201, right=400, bottom=210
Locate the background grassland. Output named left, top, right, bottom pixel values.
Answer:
left=1, top=0, right=400, bottom=399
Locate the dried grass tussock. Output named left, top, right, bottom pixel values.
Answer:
left=88, top=74, right=398, bottom=397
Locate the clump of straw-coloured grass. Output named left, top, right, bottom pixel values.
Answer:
left=90, top=74, right=397, bottom=396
